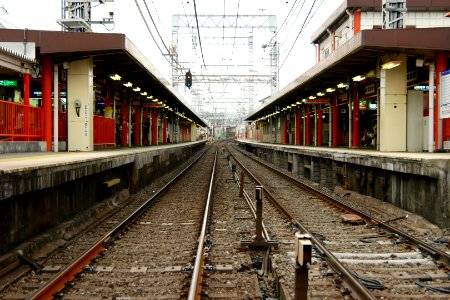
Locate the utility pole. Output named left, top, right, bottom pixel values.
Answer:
left=58, top=0, right=115, bottom=32
left=382, top=0, right=407, bottom=29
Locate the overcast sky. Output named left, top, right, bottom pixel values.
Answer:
left=0, top=0, right=343, bottom=115
left=0, top=0, right=342, bottom=84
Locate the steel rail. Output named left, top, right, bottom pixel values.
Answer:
left=29, top=148, right=209, bottom=300
left=226, top=144, right=376, bottom=300
left=237, top=146, right=450, bottom=267
left=188, top=148, right=218, bottom=300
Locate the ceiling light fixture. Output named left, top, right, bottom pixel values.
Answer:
left=352, top=75, right=365, bottom=82
left=381, top=60, right=402, bottom=70
left=110, top=74, right=121, bottom=81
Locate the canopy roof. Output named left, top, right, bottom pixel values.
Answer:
left=0, top=28, right=207, bottom=127
left=246, top=27, right=450, bottom=121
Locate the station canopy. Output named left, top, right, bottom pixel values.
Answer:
left=245, top=27, right=450, bottom=121
left=0, top=28, right=207, bottom=127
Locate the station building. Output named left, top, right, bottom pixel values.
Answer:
left=246, top=0, right=450, bottom=153
left=0, top=29, right=211, bottom=256
left=0, top=29, right=207, bottom=154
left=241, top=0, right=450, bottom=229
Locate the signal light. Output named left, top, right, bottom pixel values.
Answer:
left=185, top=70, right=192, bottom=88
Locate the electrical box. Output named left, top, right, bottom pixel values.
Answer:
left=295, top=232, right=312, bottom=266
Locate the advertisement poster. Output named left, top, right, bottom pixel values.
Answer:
left=440, top=69, right=450, bottom=119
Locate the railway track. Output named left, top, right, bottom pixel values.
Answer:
left=1, top=141, right=448, bottom=299
left=0, top=144, right=263, bottom=299
left=227, top=142, right=450, bottom=299
left=30, top=146, right=218, bottom=299
left=196, top=146, right=261, bottom=299
left=0, top=147, right=207, bottom=299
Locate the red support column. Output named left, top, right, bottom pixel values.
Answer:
left=24, top=73, right=30, bottom=140
left=295, top=107, right=301, bottom=145
left=187, top=124, right=190, bottom=141
left=317, top=105, right=323, bottom=146
left=283, top=111, right=288, bottom=144
left=105, top=82, right=112, bottom=118
left=181, top=124, right=185, bottom=142
left=354, top=9, right=361, bottom=35
left=121, top=96, right=128, bottom=146
left=105, top=87, right=111, bottom=108
left=305, top=106, right=311, bottom=145
left=42, top=55, right=52, bottom=151
left=258, top=122, right=261, bottom=142
left=436, top=52, right=448, bottom=147
left=152, top=108, right=158, bottom=145
left=163, top=114, right=167, bottom=144
left=332, top=93, right=339, bottom=147
left=352, top=86, right=360, bottom=147
left=134, top=108, right=140, bottom=145
left=189, top=124, right=192, bottom=141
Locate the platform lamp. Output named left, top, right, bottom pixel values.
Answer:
left=381, top=60, right=402, bottom=70
left=416, top=58, right=424, bottom=67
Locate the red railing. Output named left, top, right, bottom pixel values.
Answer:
left=0, top=100, right=43, bottom=141
left=94, top=115, right=115, bottom=146
left=0, top=102, right=116, bottom=146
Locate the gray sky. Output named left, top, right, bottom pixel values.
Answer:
left=0, top=0, right=343, bottom=115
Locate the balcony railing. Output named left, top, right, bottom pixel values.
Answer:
left=94, top=115, right=115, bottom=146
left=0, top=100, right=43, bottom=141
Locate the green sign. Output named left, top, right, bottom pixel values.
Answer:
left=0, top=80, right=18, bottom=87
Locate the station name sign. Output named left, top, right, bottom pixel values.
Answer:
left=143, top=103, right=163, bottom=108
left=0, top=80, right=17, bottom=87
left=304, top=98, right=329, bottom=104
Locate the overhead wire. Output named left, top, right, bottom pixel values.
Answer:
left=259, top=0, right=303, bottom=88
left=278, top=0, right=319, bottom=72
left=134, top=0, right=184, bottom=69
left=192, top=0, right=207, bottom=70
left=133, top=0, right=171, bottom=65
left=266, top=0, right=301, bottom=46
left=232, top=0, right=241, bottom=54
left=142, top=0, right=171, bottom=57
left=148, top=0, right=171, bottom=43
left=279, top=0, right=307, bottom=49
left=303, top=0, right=325, bottom=31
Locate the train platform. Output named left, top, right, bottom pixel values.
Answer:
left=0, top=140, right=207, bottom=255
left=236, top=139, right=450, bottom=229
left=237, top=139, right=450, bottom=161
left=0, top=141, right=207, bottom=199
left=0, top=141, right=205, bottom=174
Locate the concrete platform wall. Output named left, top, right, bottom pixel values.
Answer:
left=0, top=142, right=205, bottom=255
left=0, top=141, right=67, bottom=154
left=239, top=141, right=449, bottom=229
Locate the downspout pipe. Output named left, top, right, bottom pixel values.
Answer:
left=53, top=64, right=59, bottom=152
left=346, top=9, right=353, bottom=31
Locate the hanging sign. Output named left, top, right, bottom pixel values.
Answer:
left=143, top=103, right=163, bottom=108
left=0, top=80, right=17, bottom=87
left=304, top=99, right=329, bottom=104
